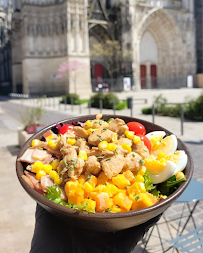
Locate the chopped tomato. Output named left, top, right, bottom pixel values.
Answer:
left=127, top=122, right=146, bottom=135
left=136, top=134, right=151, bottom=153
left=58, top=124, right=74, bottom=135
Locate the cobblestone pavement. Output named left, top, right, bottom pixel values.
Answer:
left=1, top=91, right=203, bottom=253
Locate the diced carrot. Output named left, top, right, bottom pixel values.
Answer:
left=89, top=191, right=97, bottom=200
left=123, top=170, right=135, bottom=183
left=95, top=192, right=109, bottom=212
left=97, top=172, right=109, bottom=185
left=68, top=187, right=84, bottom=205
left=127, top=181, right=146, bottom=195
left=113, top=192, right=133, bottom=211
left=78, top=174, right=86, bottom=185
left=64, top=181, right=78, bottom=196
left=131, top=193, right=155, bottom=211
left=88, top=175, right=98, bottom=188
left=112, top=174, right=131, bottom=189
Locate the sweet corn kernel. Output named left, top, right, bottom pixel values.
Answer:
left=112, top=133, right=117, bottom=142
left=49, top=170, right=58, bottom=180
left=48, top=139, right=60, bottom=150
left=36, top=170, right=46, bottom=180
left=98, top=141, right=108, bottom=151
left=136, top=175, right=144, bottom=183
left=137, top=166, right=147, bottom=176
left=107, top=143, right=117, bottom=151
left=86, top=120, right=92, bottom=127
left=125, top=131, right=134, bottom=140
left=78, top=150, right=87, bottom=161
left=133, top=135, right=141, bottom=144
left=67, top=138, right=76, bottom=145
left=46, top=135, right=53, bottom=142
left=83, top=182, right=94, bottom=193
left=54, top=176, right=62, bottom=185
left=32, top=161, right=44, bottom=173
left=50, top=159, right=59, bottom=170
left=122, top=143, right=132, bottom=153
left=157, top=152, right=166, bottom=160
left=87, top=128, right=95, bottom=136
left=176, top=172, right=185, bottom=180
left=43, top=164, right=52, bottom=174
left=31, top=139, right=40, bottom=147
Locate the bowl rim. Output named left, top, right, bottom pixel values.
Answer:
left=16, top=114, right=194, bottom=220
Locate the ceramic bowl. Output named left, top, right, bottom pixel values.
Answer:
left=16, top=115, right=193, bottom=232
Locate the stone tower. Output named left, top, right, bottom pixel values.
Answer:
left=12, top=0, right=91, bottom=96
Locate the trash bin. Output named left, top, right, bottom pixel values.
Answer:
left=127, top=97, right=133, bottom=109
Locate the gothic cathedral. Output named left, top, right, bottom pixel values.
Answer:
left=11, top=0, right=196, bottom=95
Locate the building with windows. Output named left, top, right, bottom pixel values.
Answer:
left=0, top=0, right=13, bottom=95
left=10, top=0, right=197, bottom=95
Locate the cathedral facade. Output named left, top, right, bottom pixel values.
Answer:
left=11, top=0, right=196, bottom=95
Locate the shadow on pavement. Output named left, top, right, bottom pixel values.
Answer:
left=7, top=145, right=20, bottom=156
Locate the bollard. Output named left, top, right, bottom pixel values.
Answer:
left=71, top=97, right=74, bottom=112
left=53, top=97, right=55, bottom=108
left=59, top=98, right=61, bottom=110
left=180, top=105, right=184, bottom=135
left=88, top=100, right=91, bottom=115
left=152, top=104, right=155, bottom=123
left=48, top=96, right=51, bottom=107
left=113, top=101, right=116, bottom=115
left=99, top=99, right=103, bottom=113
left=79, top=100, right=82, bottom=114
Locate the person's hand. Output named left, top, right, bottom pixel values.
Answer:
left=30, top=204, right=161, bottom=253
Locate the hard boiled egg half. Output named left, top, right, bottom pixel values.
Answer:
left=144, top=131, right=187, bottom=184
left=146, top=131, right=177, bottom=158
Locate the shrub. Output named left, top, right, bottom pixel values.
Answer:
left=142, top=107, right=152, bottom=114
left=159, top=105, right=181, bottom=118
left=60, top=93, right=80, bottom=105
left=184, top=93, right=203, bottom=121
left=116, top=101, right=127, bottom=110
left=90, top=92, right=119, bottom=109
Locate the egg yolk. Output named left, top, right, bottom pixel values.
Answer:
left=151, top=136, right=173, bottom=156
left=144, top=157, right=166, bottom=175
left=166, top=151, right=179, bottom=164
left=148, top=135, right=163, bottom=151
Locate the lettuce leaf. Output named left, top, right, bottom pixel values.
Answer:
left=143, top=171, right=156, bottom=192
left=157, top=175, right=186, bottom=196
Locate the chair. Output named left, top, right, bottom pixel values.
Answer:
left=168, top=225, right=203, bottom=253
left=140, top=179, right=203, bottom=252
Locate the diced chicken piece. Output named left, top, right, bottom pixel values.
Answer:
left=73, top=126, right=88, bottom=139
left=45, top=144, right=62, bottom=158
left=101, top=152, right=125, bottom=179
left=60, top=145, right=78, bottom=157
left=24, top=171, right=42, bottom=191
left=17, top=149, right=36, bottom=163
left=88, top=128, right=114, bottom=146
left=67, top=158, right=85, bottom=180
left=86, top=156, right=102, bottom=175
left=89, top=148, right=114, bottom=157
left=40, top=175, right=54, bottom=192
left=117, top=138, right=133, bottom=147
left=59, top=132, right=76, bottom=149
left=32, top=149, right=49, bottom=161
left=64, top=148, right=77, bottom=162
left=108, top=118, right=129, bottom=136
left=132, top=141, right=150, bottom=159
left=96, top=113, right=103, bottom=120
left=123, top=152, right=142, bottom=173
left=43, top=130, right=57, bottom=139
left=75, top=138, right=90, bottom=155
left=22, top=175, right=34, bottom=188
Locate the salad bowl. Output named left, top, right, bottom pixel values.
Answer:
left=16, top=115, right=193, bottom=232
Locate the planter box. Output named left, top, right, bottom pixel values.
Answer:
left=18, top=128, right=33, bottom=147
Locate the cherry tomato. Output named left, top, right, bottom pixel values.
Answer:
left=127, top=122, right=146, bottom=135
left=58, top=124, right=74, bottom=135
left=136, top=134, right=151, bottom=153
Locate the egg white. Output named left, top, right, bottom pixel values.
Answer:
left=149, top=160, right=177, bottom=184
left=168, top=150, right=188, bottom=175
left=146, top=131, right=166, bottom=139
left=150, top=134, right=178, bottom=158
